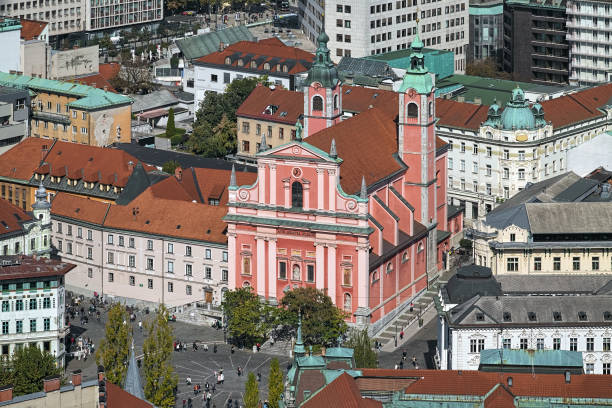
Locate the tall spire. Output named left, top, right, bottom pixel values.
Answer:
left=360, top=176, right=368, bottom=200
left=329, top=138, right=337, bottom=159
left=32, top=180, right=51, bottom=211
left=305, top=31, right=339, bottom=88
left=293, top=311, right=306, bottom=357
left=229, top=164, right=236, bottom=187
left=258, top=132, right=268, bottom=153
left=124, top=339, right=144, bottom=400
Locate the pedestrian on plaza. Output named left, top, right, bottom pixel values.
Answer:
left=231, top=345, right=235, bottom=354
left=220, top=372, right=224, bottom=384
left=205, top=382, right=209, bottom=392
left=204, top=343, right=209, bottom=352
left=412, top=355, right=417, bottom=367
left=402, top=351, right=407, bottom=361
left=227, top=398, right=232, bottom=408
left=212, top=383, right=216, bottom=393
left=399, top=330, right=404, bottom=340
left=214, top=344, right=217, bottom=353
left=138, top=321, right=142, bottom=331
left=394, top=363, right=398, bottom=370
left=237, top=366, right=242, bottom=376
left=257, top=373, right=261, bottom=382
left=193, top=341, right=198, bottom=351
left=186, top=376, right=192, bottom=385
left=194, top=385, right=198, bottom=395
left=399, top=360, right=404, bottom=369
left=233, top=400, right=238, bottom=408
left=256, top=343, right=260, bottom=352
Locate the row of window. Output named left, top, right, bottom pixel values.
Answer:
left=2, top=236, right=48, bottom=256
left=530, top=256, right=608, bottom=272
left=448, top=177, right=507, bottom=197
left=1, top=318, right=51, bottom=334
left=34, top=121, right=88, bottom=135
left=1, top=297, right=53, bottom=312
left=472, top=336, right=612, bottom=353
left=107, top=273, right=216, bottom=295
left=105, top=268, right=228, bottom=284
left=0, top=184, right=27, bottom=210
left=36, top=100, right=87, bottom=119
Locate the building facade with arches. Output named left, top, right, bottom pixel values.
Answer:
left=225, top=34, right=461, bottom=329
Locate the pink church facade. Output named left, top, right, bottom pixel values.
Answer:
left=225, top=33, right=461, bottom=328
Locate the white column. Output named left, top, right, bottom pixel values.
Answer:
left=317, top=169, right=325, bottom=210
left=303, top=183, right=310, bottom=211
left=269, top=164, right=277, bottom=206
left=228, top=232, right=236, bottom=290
left=268, top=238, right=277, bottom=300
left=256, top=237, right=266, bottom=297
left=328, top=169, right=336, bottom=211
left=357, top=244, right=368, bottom=308
left=258, top=164, right=266, bottom=205
left=315, top=243, right=324, bottom=290
left=327, top=245, right=337, bottom=305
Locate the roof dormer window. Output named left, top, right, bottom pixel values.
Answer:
left=237, top=59, right=244, bottom=67
left=263, top=62, right=270, bottom=70
left=250, top=60, right=257, bottom=69
left=224, top=57, right=231, bottom=64
left=282, top=65, right=288, bottom=73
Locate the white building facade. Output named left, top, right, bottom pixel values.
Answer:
left=297, top=0, right=469, bottom=72
left=566, top=0, right=612, bottom=86
left=439, top=86, right=611, bottom=220
left=0, top=256, right=73, bottom=367
left=0, top=18, right=22, bottom=74
left=0, top=0, right=85, bottom=37
left=438, top=295, right=612, bottom=375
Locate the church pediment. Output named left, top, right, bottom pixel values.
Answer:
left=260, top=141, right=340, bottom=163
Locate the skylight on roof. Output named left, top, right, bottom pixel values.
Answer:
left=604, top=311, right=612, bottom=321
left=528, top=312, right=537, bottom=321
left=279, top=111, right=288, bottom=117
left=578, top=311, right=587, bottom=321
left=503, top=312, right=511, bottom=322
left=553, top=311, right=562, bottom=321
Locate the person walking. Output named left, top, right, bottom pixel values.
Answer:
left=399, top=360, right=404, bottom=369
left=186, top=376, right=192, bottom=385
left=412, top=355, right=417, bottom=368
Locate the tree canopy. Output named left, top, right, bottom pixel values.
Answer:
left=344, top=328, right=378, bottom=368
left=96, top=303, right=132, bottom=386
left=11, top=346, right=62, bottom=396
left=465, top=58, right=511, bottom=80
left=161, top=160, right=181, bottom=174
left=278, top=287, right=348, bottom=347
left=222, top=287, right=274, bottom=347
left=244, top=372, right=259, bottom=408
left=268, top=358, right=284, bottom=408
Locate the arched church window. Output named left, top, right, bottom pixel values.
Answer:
left=312, top=95, right=323, bottom=112
left=386, top=262, right=393, bottom=273
left=292, top=264, right=301, bottom=280
left=407, top=103, right=418, bottom=118
left=344, top=293, right=352, bottom=312
left=333, top=94, right=339, bottom=110
left=291, top=181, right=303, bottom=208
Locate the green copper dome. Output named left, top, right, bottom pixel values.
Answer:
left=500, top=86, right=536, bottom=130
left=398, top=35, right=433, bottom=95
left=305, top=30, right=339, bottom=88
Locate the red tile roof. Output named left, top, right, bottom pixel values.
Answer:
left=51, top=193, right=111, bottom=225
left=236, top=84, right=304, bottom=125
left=484, top=384, right=515, bottom=407
left=0, top=255, right=75, bottom=280
left=342, top=86, right=398, bottom=117
left=195, top=40, right=314, bottom=75
left=98, top=63, right=121, bottom=81
left=0, top=199, right=32, bottom=237
left=302, top=373, right=382, bottom=408
left=19, top=19, right=47, bottom=40
left=0, top=138, right=152, bottom=188
left=435, top=98, right=489, bottom=130
left=71, top=73, right=116, bottom=93
left=541, top=83, right=612, bottom=129
left=306, top=107, right=402, bottom=195
left=106, top=382, right=153, bottom=408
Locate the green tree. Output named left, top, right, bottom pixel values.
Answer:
left=206, top=114, right=237, bottom=157
left=222, top=287, right=272, bottom=347
left=195, top=91, right=225, bottom=129
left=143, top=305, right=177, bottom=408
left=243, top=372, right=259, bottom=408
left=12, top=345, right=62, bottom=396
left=186, top=121, right=213, bottom=154
left=222, top=76, right=265, bottom=123
left=344, top=329, right=377, bottom=368
left=465, top=58, right=511, bottom=80
left=96, top=303, right=131, bottom=386
left=278, top=287, right=348, bottom=347
left=162, top=160, right=181, bottom=174
left=166, top=108, right=176, bottom=137
left=267, top=358, right=284, bottom=408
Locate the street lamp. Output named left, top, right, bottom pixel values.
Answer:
left=394, top=324, right=398, bottom=347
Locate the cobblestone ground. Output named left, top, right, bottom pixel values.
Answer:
left=64, top=301, right=291, bottom=408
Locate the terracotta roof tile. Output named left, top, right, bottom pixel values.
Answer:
left=341, top=86, right=398, bottom=116
left=0, top=198, right=32, bottom=237
left=541, top=83, right=612, bottom=129
left=51, top=193, right=111, bottom=225
left=106, top=381, right=153, bottom=408
left=484, top=384, right=515, bottom=408
left=306, top=107, right=403, bottom=195
left=435, top=98, right=489, bottom=130
left=19, top=18, right=47, bottom=40
left=302, top=373, right=382, bottom=408
left=98, top=63, right=121, bottom=80
left=0, top=255, right=75, bottom=280
left=195, top=40, right=314, bottom=75
left=0, top=138, right=153, bottom=187
left=236, top=85, right=304, bottom=125
left=71, top=73, right=116, bottom=93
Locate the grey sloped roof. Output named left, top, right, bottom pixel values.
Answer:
left=552, top=177, right=599, bottom=202
left=497, top=275, right=612, bottom=295
left=124, top=345, right=145, bottom=400
left=116, top=163, right=168, bottom=205
left=449, top=295, right=612, bottom=326
left=526, top=202, right=612, bottom=234
left=176, top=26, right=256, bottom=60
left=132, top=89, right=179, bottom=113
left=337, top=57, right=399, bottom=80
left=442, top=265, right=502, bottom=304
left=490, top=172, right=580, bottom=213
left=483, top=203, right=529, bottom=230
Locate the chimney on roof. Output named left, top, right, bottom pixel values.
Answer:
left=474, top=97, right=482, bottom=105
left=103, top=86, right=108, bottom=91
left=457, top=96, right=465, bottom=102
left=72, top=370, right=82, bottom=386
left=127, top=161, right=134, bottom=172
left=92, top=82, right=96, bottom=88
left=507, top=377, right=513, bottom=387
left=43, top=375, right=61, bottom=393
left=0, top=385, right=13, bottom=402
left=565, top=371, right=571, bottom=384
left=41, top=144, right=49, bottom=161
left=174, top=167, right=183, bottom=181
left=9, top=70, right=15, bottom=75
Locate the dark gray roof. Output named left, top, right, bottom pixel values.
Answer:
left=176, top=26, right=256, bottom=60
left=442, top=265, right=502, bottom=305
left=116, top=163, right=168, bottom=205
left=526, top=202, right=612, bottom=234
left=449, top=295, right=612, bottom=327
left=174, top=90, right=194, bottom=102
left=132, top=89, right=179, bottom=113
left=483, top=203, right=529, bottom=230
left=112, top=143, right=257, bottom=173
left=496, top=275, right=612, bottom=295
left=552, top=178, right=598, bottom=202
left=337, top=57, right=399, bottom=81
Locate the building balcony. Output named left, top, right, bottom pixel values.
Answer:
left=566, top=21, right=612, bottom=32
left=531, top=39, right=569, bottom=48
left=0, top=122, right=26, bottom=141
left=532, top=65, right=569, bottom=74
left=566, top=8, right=609, bottom=18
left=567, top=34, right=612, bottom=45
left=533, top=52, right=568, bottom=62
left=32, top=110, right=71, bottom=125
